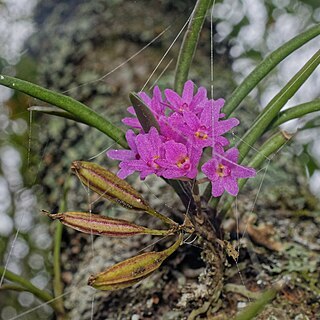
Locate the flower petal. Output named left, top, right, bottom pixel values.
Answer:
left=223, top=176, right=239, bottom=196
left=117, top=167, right=135, bottom=179
left=232, top=165, right=256, bottom=178
left=165, top=89, right=181, bottom=111
left=127, top=106, right=136, bottom=115
left=225, top=147, right=239, bottom=164
left=122, top=117, right=142, bottom=129
left=136, top=128, right=160, bottom=160
left=183, top=111, right=200, bottom=131
left=182, top=80, right=194, bottom=104
left=161, top=169, right=185, bottom=179
left=163, top=141, right=187, bottom=163
left=211, top=178, right=224, bottom=197
left=192, top=87, right=207, bottom=109
left=139, top=92, right=152, bottom=106
left=126, top=130, right=138, bottom=152
left=201, top=159, right=219, bottom=181
left=107, top=150, right=135, bottom=161
left=216, top=118, right=239, bottom=135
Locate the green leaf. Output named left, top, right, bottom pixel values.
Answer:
left=28, top=105, right=83, bottom=123
left=0, top=266, right=63, bottom=315
left=223, top=24, right=320, bottom=117
left=234, top=280, right=284, bottom=320
left=0, top=74, right=128, bottom=148
left=238, top=49, right=320, bottom=163
left=269, top=99, right=320, bottom=129
left=174, top=0, right=213, bottom=94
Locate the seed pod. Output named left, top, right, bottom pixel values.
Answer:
left=44, top=211, right=172, bottom=237
left=88, top=233, right=183, bottom=290
left=71, top=161, right=176, bottom=226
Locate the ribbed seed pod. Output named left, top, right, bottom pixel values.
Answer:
left=44, top=211, right=172, bottom=237
left=88, top=234, right=183, bottom=290
left=71, top=161, right=177, bottom=226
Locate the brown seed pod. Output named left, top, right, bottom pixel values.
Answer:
left=88, top=234, right=183, bottom=290
left=44, top=211, right=173, bottom=237
left=71, top=161, right=176, bottom=226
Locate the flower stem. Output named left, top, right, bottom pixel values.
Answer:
left=223, top=24, right=320, bottom=117
left=174, top=0, right=213, bottom=94
left=238, top=49, right=320, bottom=163
left=53, top=180, right=70, bottom=317
left=0, top=74, right=127, bottom=148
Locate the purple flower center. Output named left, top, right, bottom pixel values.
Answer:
left=180, top=102, right=189, bottom=112
left=195, top=130, right=208, bottom=140
left=147, top=155, right=160, bottom=169
left=176, top=156, right=191, bottom=170
left=216, top=164, right=231, bottom=177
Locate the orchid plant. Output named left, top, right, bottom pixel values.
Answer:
left=0, top=0, right=319, bottom=318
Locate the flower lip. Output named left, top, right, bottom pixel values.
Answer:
left=216, top=163, right=231, bottom=177
left=176, top=156, right=190, bottom=169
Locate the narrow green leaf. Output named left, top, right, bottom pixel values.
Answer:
left=223, top=24, right=320, bottom=117
left=28, top=105, right=83, bottom=123
left=53, top=181, right=69, bottom=317
left=0, top=74, right=127, bottom=148
left=174, top=0, right=213, bottom=94
left=238, top=50, right=320, bottom=163
left=234, top=280, right=285, bottom=320
left=0, top=266, right=63, bottom=314
left=0, top=284, right=25, bottom=292
left=129, top=92, right=160, bottom=132
left=269, top=99, right=320, bottom=129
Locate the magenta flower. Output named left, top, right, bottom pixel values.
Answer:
left=210, top=99, right=239, bottom=146
left=202, top=147, right=256, bottom=197
left=157, top=141, right=201, bottom=179
left=120, top=127, right=165, bottom=179
left=167, top=99, right=239, bottom=150
left=107, top=130, right=140, bottom=179
left=158, top=113, right=188, bottom=144
left=164, top=80, right=207, bottom=114
left=122, top=86, right=165, bottom=130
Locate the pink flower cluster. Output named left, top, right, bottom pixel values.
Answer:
left=107, top=80, right=256, bottom=197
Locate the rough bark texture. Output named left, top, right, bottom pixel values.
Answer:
left=27, top=1, right=320, bottom=319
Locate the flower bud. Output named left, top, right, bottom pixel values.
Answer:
left=44, top=211, right=171, bottom=237
left=88, top=234, right=182, bottom=290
